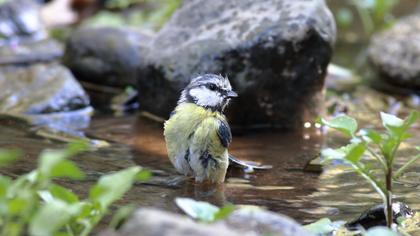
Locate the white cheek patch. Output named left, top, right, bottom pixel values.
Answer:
left=189, top=88, right=222, bottom=107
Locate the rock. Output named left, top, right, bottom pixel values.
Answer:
left=0, top=39, right=63, bottom=65
left=225, top=207, right=313, bottom=236
left=117, top=207, right=312, bottom=236
left=0, top=0, right=63, bottom=65
left=325, top=64, right=360, bottom=92
left=0, top=63, right=90, bottom=114
left=27, top=106, right=93, bottom=132
left=118, top=208, right=252, bottom=236
left=0, top=0, right=91, bottom=132
left=137, top=0, right=335, bottom=129
left=63, top=27, right=152, bottom=87
left=0, top=0, right=46, bottom=44
left=368, top=15, right=420, bottom=89
left=345, top=202, right=415, bottom=230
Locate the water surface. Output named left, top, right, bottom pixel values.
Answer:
left=1, top=114, right=418, bottom=225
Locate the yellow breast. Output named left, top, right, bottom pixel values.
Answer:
left=163, top=103, right=227, bottom=170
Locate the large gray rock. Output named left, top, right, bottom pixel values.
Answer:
left=63, top=27, right=151, bottom=87
left=119, top=208, right=251, bottom=236
left=368, top=15, right=420, bottom=89
left=117, top=207, right=312, bottom=236
left=0, top=63, right=89, bottom=114
left=225, top=208, right=313, bottom=236
left=137, top=0, right=335, bottom=129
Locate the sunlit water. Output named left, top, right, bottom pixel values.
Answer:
left=0, top=114, right=418, bottom=225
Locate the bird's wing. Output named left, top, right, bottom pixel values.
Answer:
left=216, top=120, right=232, bottom=148
left=190, top=117, right=227, bottom=155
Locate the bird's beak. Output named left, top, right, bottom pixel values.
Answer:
left=227, top=90, right=238, bottom=98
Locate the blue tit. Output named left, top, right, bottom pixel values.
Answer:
left=164, top=74, right=238, bottom=183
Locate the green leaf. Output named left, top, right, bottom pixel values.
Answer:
left=50, top=160, right=85, bottom=180
left=73, top=201, right=94, bottom=219
left=364, top=226, right=399, bottom=236
left=0, top=149, right=21, bottom=166
left=38, top=139, right=89, bottom=178
left=403, top=111, right=419, bottom=128
left=380, top=137, right=398, bottom=160
left=345, top=143, right=366, bottom=163
left=304, top=218, right=335, bottom=234
left=39, top=149, right=69, bottom=177
left=29, top=199, right=82, bottom=236
left=214, top=204, right=235, bottom=221
left=8, top=197, right=30, bottom=215
left=89, top=166, right=141, bottom=209
left=380, top=112, right=404, bottom=127
left=175, top=198, right=219, bottom=222
left=66, top=140, right=90, bottom=156
left=380, top=111, right=418, bottom=138
left=39, top=149, right=85, bottom=180
left=48, top=184, right=79, bottom=203
left=321, top=115, right=358, bottom=137
left=109, top=204, right=135, bottom=229
left=135, top=169, right=151, bottom=181
left=0, top=176, right=11, bottom=198
left=359, top=129, right=382, bottom=144
left=321, top=143, right=361, bottom=162
left=7, top=172, right=34, bottom=196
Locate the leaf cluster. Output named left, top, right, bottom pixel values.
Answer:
left=321, top=111, right=419, bottom=203
left=0, top=140, right=150, bottom=236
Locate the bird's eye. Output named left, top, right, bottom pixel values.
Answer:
left=208, top=84, right=217, bottom=91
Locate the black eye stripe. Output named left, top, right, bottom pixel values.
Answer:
left=206, top=83, right=218, bottom=91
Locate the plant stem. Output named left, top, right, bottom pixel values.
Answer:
left=80, top=212, right=103, bottom=236
left=393, top=154, right=420, bottom=180
left=367, top=146, right=388, bottom=172
left=66, top=224, right=75, bottom=236
left=383, top=137, right=402, bottom=228
left=385, top=165, right=393, bottom=228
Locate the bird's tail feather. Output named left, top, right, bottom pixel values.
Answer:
left=228, top=154, right=272, bottom=170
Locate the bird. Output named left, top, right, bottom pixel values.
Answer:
left=164, top=74, right=238, bottom=183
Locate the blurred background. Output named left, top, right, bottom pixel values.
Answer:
left=2, top=0, right=419, bottom=127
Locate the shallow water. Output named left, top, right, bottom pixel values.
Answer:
left=0, top=113, right=418, bottom=225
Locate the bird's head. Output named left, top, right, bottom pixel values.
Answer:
left=179, top=74, right=238, bottom=112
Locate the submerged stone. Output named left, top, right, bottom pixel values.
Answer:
left=137, top=0, right=336, bottom=129
left=368, top=15, right=420, bottom=90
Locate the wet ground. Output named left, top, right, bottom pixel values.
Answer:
left=0, top=112, right=418, bottom=225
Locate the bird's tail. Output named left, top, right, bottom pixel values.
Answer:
left=228, top=154, right=272, bottom=171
